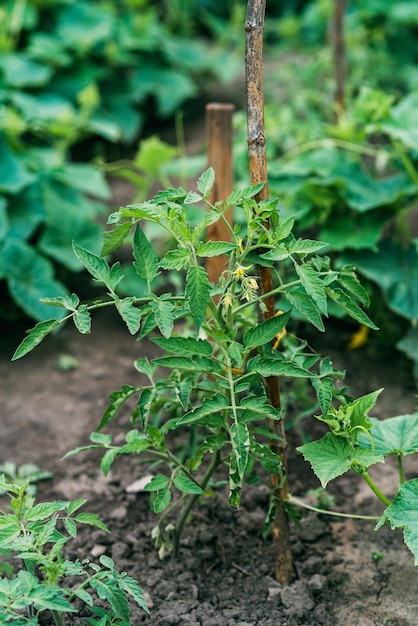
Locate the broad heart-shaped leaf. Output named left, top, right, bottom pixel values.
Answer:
left=197, top=167, right=215, bottom=197
left=12, top=319, right=60, bottom=360
left=376, top=479, right=418, bottom=565
left=297, top=433, right=385, bottom=488
left=296, top=264, right=328, bottom=316
left=151, top=336, right=212, bottom=356
left=186, top=265, right=211, bottom=330
left=133, top=224, right=159, bottom=284
left=285, top=290, right=325, bottom=331
left=230, top=422, right=250, bottom=481
left=243, top=310, right=291, bottom=349
left=325, top=286, right=378, bottom=330
left=150, top=297, right=175, bottom=338
left=358, top=414, right=418, bottom=457
left=342, top=240, right=418, bottom=323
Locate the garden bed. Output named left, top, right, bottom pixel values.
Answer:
left=2, top=308, right=417, bottom=626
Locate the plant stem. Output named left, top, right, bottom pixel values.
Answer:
left=398, top=455, right=405, bottom=485
left=52, top=609, right=65, bottom=626
left=173, top=450, right=221, bottom=557
left=361, top=472, right=391, bottom=507
left=289, top=495, right=381, bottom=521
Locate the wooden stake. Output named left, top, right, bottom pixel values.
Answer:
left=206, top=103, right=234, bottom=285
left=245, top=0, right=293, bottom=584
left=332, top=0, right=347, bottom=114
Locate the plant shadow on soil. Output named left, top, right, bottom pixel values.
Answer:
left=2, top=307, right=418, bottom=626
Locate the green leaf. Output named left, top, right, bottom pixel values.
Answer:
left=134, top=357, right=157, bottom=379
left=12, top=319, right=59, bottom=360
left=337, top=268, right=370, bottom=307
left=325, top=286, right=378, bottom=330
left=239, top=395, right=281, bottom=422
left=97, top=385, right=139, bottom=430
left=342, top=241, right=418, bottom=323
left=174, top=395, right=229, bottom=427
left=186, top=265, right=211, bottom=330
left=74, top=513, right=110, bottom=533
left=320, top=389, right=383, bottom=439
left=289, top=238, right=329, bottom=256
left=90, top=578, right=129, bottom=621
left=100, top=448, right=120, bottom=476
left=376, top=479, right=418, bottom=564
left=118, top=575, right=149, bottom=613
left=65, top=499, right=87, bottom=515
left=143, top=475, right=170, bottom=491
left=359, top=414, right=418, bottom=456
left=115, top=297, right=141, bottom=334
left=260, top=243, right=291, bottom=261
left=2, top=239, right=69, bottom=321
left=230, top=422, right=250, bottom=481
left=243, top=310, right=291, bottom=348
left=185, top=191, right=203, bottom=204
left=73, top=243, right=122, bottom=292
left=173, top=475, right=203, bottom=494
left=160, top=248, right=190, bottom=270
left=296, top=265, right=328, bottom=316
left=311, top=377, right=335, bottom=415
left=133, top=225, right=159, bottom=284
left=196, top=241, right=238, bottom=257
left=285, top=290, right=325, bottom=331
left=40, top=294, right=80, bottom=310
left=253, top=358, right=312, bottom=378
left=275, top=216, right=295, bottom=241
left=101, top=221, right=132, bottom=256
left=150, top=297, right=175, bottom=338
left=150, top=487, right=172, bottom=514
left=297, top=433, right=384, bottom=488
left=226, top=182, right=265, bottom=205
left=153, top=355, right=214, bottom=372
left=197, top=167, right=215, bottom=197
left=73, top=305, right=91, bottom=334
left=63, top=517, right=77, bottom=538
left=151, top=336, right=212, bottom=357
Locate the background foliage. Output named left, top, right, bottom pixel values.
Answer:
left=2, top=0, right=418, bottom=382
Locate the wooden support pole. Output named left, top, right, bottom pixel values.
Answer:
left=245, top=0, right=293, bottom=585
left=332, top=0, right=347, bottom=114
left=205, top=103, right=234, bottom=285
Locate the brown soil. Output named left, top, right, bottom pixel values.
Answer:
left=2, top=304, right=418, bottom=626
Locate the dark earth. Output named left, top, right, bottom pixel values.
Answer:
left=2, top=297, right=418, bottom=625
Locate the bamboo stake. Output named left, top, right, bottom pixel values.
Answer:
left=245, top=0, right=293, bottom=584
left=205, top=103, right=235, bottom=285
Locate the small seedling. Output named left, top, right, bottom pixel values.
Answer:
left=0, top=462, right=53, bottom=496
left=0, top=476, right=148, bottom=625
